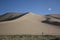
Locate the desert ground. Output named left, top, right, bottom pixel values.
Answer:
left=0, top=12, right=60, bottom=35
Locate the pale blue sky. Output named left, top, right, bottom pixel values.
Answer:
left=0, top=0, right=60, bottom=15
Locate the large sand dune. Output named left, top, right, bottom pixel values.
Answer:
left=0, top=12, right=60, bottom=35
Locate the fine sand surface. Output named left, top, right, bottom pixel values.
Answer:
left=0, top=12, right=60, bottom=35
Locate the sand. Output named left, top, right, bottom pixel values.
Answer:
left=0, top=12, right=60, bottom=35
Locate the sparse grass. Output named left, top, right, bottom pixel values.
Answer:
left=0, top=35, right=60, bottom=40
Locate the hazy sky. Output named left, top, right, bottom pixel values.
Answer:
left=0, top=0, right=60, bottom=15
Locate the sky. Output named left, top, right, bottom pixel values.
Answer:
left=0, top=0, right=60, bottom=15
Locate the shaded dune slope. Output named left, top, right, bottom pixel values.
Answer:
left=46, top=14, right=60, bottom=19
left=0, top=12, right=29, bottom=22
left=42, top=14, right=60, bottom=26
left=0, top=12, right=60, bottom=35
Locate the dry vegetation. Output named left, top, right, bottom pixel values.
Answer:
left=0, top=35, right=60, bottom=40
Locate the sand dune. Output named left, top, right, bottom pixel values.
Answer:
left=0, top=12, right=60, bottom=35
